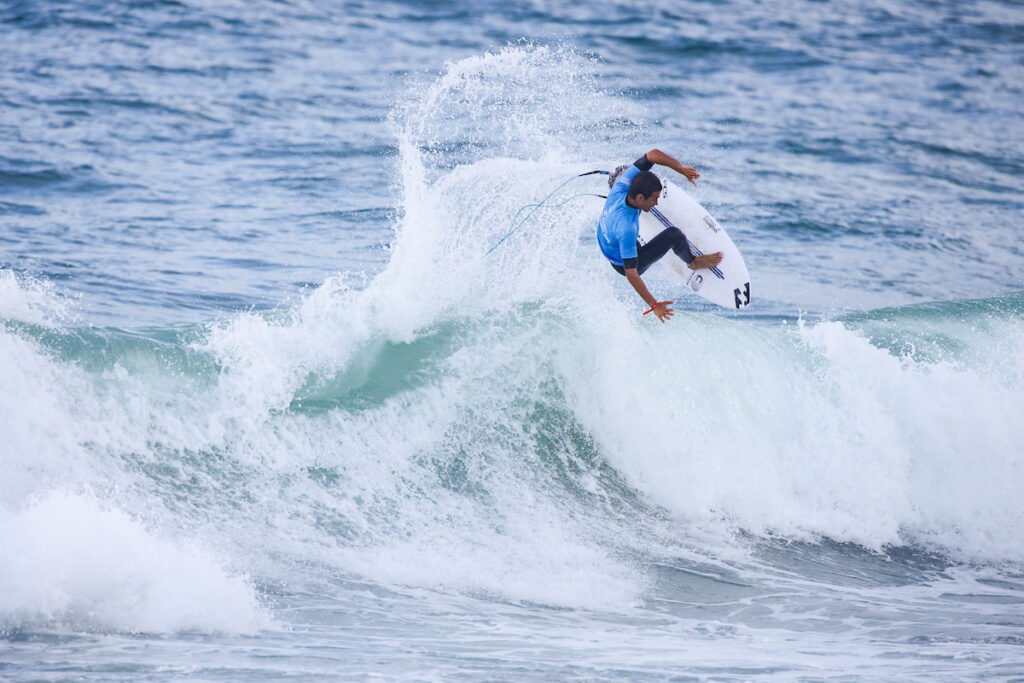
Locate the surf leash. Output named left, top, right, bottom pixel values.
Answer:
left=485, top=170, right=609, bottom=256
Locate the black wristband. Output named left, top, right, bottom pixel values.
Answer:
left=634, top=154, right=654, bottom=172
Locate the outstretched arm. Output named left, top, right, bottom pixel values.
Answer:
left=644, top=148, right=700, bottom=186
left=625, top=268, right=674, bottom=322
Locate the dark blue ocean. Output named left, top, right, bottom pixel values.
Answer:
left=2, top=1, right=1024, bottom=680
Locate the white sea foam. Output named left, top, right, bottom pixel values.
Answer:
left=566, top=308, right=1024, bottom=563
left=0, top=491, right=268, bottom=634
left=0, top=269, right=77, bottom=327
left=0, top=321, right=97, bottom=503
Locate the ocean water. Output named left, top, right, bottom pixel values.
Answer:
left=2, top=0, right=1024, bottom=680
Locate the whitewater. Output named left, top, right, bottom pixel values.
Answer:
left=3, top=1, right=1024, bottom=680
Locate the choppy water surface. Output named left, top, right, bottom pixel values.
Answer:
left=2, top=1, right=1023, bottom=680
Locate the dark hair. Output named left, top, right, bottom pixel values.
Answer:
left=628, top=171, right=662, bottom=199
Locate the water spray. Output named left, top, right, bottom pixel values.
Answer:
left=485, top=170, right=609, bottom=255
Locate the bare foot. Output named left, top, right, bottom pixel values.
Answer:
left=688, top=252, right=723, bottom=270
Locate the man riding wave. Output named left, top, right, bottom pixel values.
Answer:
left=597, top=149, right=723, bottom=322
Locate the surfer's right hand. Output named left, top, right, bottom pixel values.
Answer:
left=652, top=301, right=675, bottom=322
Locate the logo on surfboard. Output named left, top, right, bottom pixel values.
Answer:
left=733, top=282, right=751, bottom=308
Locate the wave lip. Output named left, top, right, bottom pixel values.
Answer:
left=0, top=270, right=77, bottom=327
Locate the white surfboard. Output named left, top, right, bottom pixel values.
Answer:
left=637, top=178, right=751, bottom=310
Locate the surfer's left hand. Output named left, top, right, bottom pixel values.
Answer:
left=680, top=166, right=699, bottom=186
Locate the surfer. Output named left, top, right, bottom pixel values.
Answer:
left=598, top=150, right=723, bottom=322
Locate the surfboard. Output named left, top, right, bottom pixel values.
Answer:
left=636, top=178, right=751, bottom=310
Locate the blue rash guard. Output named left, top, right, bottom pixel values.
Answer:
left=596, top=154, right=654, bottom=270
